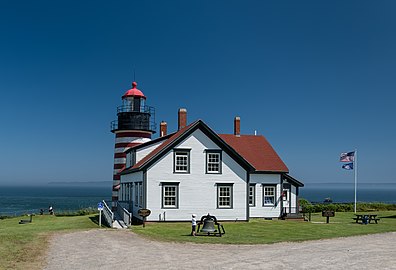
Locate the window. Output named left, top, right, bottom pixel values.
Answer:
left=282, top=190, right=288, bottom=201
left=139, top=183, right=143, bottom=207
left=162, top=183, right=179, bottom=208
left=134, top=183, right=138, bottom=206
left=174, top=150, right=190, bottom=173
left=126, top=150, right=136, bottom=168
left=217, top=184, right=233, bottom=208
left=263, top=185, right=276, bottom=206
left=249, top=184, right=256, bottom=206
left=206, top=150, right=222, bottom=174
left=134, top=182, right=142, bottom=206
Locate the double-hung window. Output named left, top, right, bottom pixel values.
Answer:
left=162, top=183, right=179, bottom=208
left=217, top=184, right=233, bottom=208
left=263, top=185, right=276, bottom=206
left=128, top=150, right=136, bottom=167
left=174, top=150, right=190, bottom=173
left=206, top=150, right=222, bottom=174
left=249, top=184, right=256, bottom=206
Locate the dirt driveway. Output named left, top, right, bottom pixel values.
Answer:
left=44, top=230, right=396, bottom=270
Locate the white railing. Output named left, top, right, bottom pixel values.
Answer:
left=102, top=200, right=114, bottom=228
left=116, top=201, right=132, bottom=227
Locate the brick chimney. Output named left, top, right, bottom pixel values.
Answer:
left=178, top=108, right=187, bottom=130
left=234, top=116, right=240, bottom=137
left=160, top=121, right=167, bottom=137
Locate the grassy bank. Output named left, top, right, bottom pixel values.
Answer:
left=133, top=211, right=396, bottom=244
left=0, top=214, right=99, bottom=270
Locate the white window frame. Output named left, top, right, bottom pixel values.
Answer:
left=263, top=185, right=276, bottom=207
left=217, top=184, right=233, bottom=209
left=249, top=184, right=256, bottom=207
left=162, top=183, right=179, bottom=209
left=206, top=150, right=222, bottom=174
left=126, top=150, right=136, bottom=168
left=174, top=150, right=190, bottom=173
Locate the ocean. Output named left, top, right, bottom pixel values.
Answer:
left=0, top=182, right=395, bottom=216
left=300, top=182, right=396, bottom=204
left=0, top=185, right=111, bottom=216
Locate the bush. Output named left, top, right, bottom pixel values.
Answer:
left=55, top=207, right=97, bottom=217
left=298, top=199, right=396, bottom=213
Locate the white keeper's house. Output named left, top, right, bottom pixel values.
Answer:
left=109, top=82, right=303, bottom=223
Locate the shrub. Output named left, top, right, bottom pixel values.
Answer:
left=299, top=200, right=396, bottom=213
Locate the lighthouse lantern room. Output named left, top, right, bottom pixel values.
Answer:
left=110, top=82, right=156, bottom=209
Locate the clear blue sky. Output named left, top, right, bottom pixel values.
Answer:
left=0, top=1, right=395, bottom=185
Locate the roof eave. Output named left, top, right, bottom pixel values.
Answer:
left=282, top=173, right=304, bottom=187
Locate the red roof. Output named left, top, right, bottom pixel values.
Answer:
left=128, top=122, right=197, bottom=171
left=219, top=134, right=289, bottom=172
left=121, top=120, right=288, bottom=174
left=122, top=82, right=146, bottom=100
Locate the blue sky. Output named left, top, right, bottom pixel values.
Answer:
left=0, top=1, right=395, bottom=185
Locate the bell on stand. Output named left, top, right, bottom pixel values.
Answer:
left=201, top=217, right=216, bottom=234
left=196, top=213, right=226, bottom=237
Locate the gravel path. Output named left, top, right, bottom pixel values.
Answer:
left=44, top=230, right=396, bottom=270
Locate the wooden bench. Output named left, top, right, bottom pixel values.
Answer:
left=19, top=214, right=33, bottom=224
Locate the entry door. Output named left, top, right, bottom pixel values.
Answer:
left=282, top=189, right=290, bottom=213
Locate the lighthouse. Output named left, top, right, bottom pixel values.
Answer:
left=110, top=82, right=156, bottom=209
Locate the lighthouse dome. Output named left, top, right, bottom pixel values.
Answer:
left=122, top=82, right=146, bottom=100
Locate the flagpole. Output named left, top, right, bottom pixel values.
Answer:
left=354, top=149, right=357, bottom=213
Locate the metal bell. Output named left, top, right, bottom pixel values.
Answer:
left=201, top=218, right=216, bottom=233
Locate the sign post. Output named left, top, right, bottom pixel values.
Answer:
left=97, top=202, right=104, bottom=228
left=138, top=208, right=151, bottom=228
left=322, top=210, right=335, bottom=224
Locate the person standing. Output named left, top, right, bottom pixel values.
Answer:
left=191, top=214, right=197, bottom=236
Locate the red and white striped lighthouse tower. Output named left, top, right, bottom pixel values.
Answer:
left=110, top=82, right=156, bottom=209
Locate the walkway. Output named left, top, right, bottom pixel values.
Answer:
left=44, top=230, right=396, bottom=270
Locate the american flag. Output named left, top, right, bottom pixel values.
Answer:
left=340, top=151, right=355, bottom=162
left=342, top=163, right=354, bottom=170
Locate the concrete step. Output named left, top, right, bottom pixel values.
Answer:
left=112, top=212, right=128, bottom=229
left=112, top=219, right=127, bottom=229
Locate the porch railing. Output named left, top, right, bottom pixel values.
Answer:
left=116, top=201, right=132, bottom=227
left=102, top=200, right=114, bottom=227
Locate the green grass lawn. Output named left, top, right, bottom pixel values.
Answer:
left=1, top=211, right=395, bottom=270
left=0, top=214, right=100, bottom=270
left=133, top=211, right=396, bottom=244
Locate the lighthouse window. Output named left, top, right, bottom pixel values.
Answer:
left=174, top=150, right=190, bottom=173
left=206, top=150, right=222, bottom=174
left=133, top=98, right=141, bottom=112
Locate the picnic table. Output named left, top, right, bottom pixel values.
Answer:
left=353, top=214, right=380, bottom=224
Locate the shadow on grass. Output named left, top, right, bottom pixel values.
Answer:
left=88, top=215, right=111, bottom=228
left=89, top=215, right=99, bottom=225
left=381, top=215, right=396, bottom=219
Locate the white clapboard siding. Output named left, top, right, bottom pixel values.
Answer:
left=145, top=129, right=248, bottom=221
left=249, top=174, right=282, bottom=218
left=136, top=140, right=165, bottom=163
